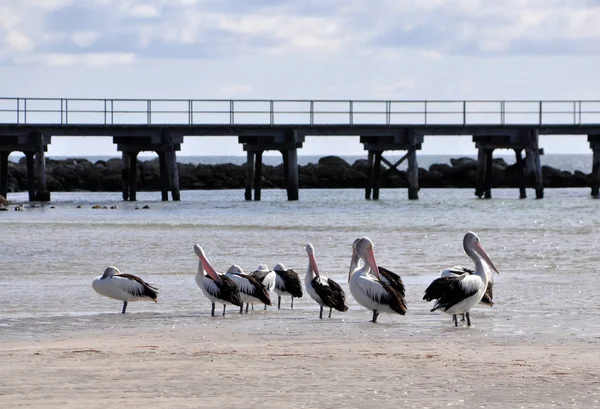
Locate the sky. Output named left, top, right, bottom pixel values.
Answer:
left=2, top=0, right=600, bottom=157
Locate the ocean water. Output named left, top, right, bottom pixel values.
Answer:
left=1, top=186, right=599, bottom=345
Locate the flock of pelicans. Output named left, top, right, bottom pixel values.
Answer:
left=92, top=232, right=499, bottom=326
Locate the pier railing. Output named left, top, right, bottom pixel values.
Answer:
left=1, top=98, right=600, bottom=126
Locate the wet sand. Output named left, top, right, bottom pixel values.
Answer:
left=1, top=313, right=599, bottom=409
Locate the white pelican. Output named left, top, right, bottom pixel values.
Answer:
left=92, top=266, right=158, bottom=314
left=348, top=237, right=407, bottom=323
left=423, top=232, right=499, bottom=326
left=193, top=244, right=242, bottom=317
left=441, top=266, right=494, bottom=308
left=304, top=243, right=348, bottom=319
left=272, top=263, right=303, bottom=309
left=225, top=264, right=271, bottom=313
left=250, top=264, right=276, bottom=310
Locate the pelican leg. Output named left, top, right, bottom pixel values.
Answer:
left=245, top=303, right=249, bottom=314
left=372, top=310, right=379, bottom=323
left=291, top=297, right=294, bottom=309
left=121, top=301, right=128, bottom=314
left=453, top=314, right=458, bottom=327
left=460, top=313, right=466, bottom=322
left=466, top=312, right=471, bottom=326
left=263, top=304, right=267, bottom=311
left=222, top=304, right=227, bottom=316
left=252, top=303, right=254, bottom=311
left=278, top=296, right=281, bottom=310
left=211, top=303, right=215, bottom=317
left=239, top=304, right=244, bottom=314
left=328, top=307, right=332, bottom=318
left=319, top=306, right=323, bottom=319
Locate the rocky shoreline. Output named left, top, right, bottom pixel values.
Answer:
left=2, top=155, right=593, bottom=194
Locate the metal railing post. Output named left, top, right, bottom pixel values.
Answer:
left=386, top=101, right=391, bottom=126
left=60, top=98, right=64, bottom=124
left=147, top=100, right=151, bottom=124
left=270, top=100, right=274, bottom=125
left=104, top=99, right=107, bottom=125
left=573, top=101, right=576, bottom=125
left=24, top=98, right=27, bottom=124
left=310, top=100, right=314, bottom=126
left=463, top=100, right=466, bottom=125
left=230, top=100, right=234, bottom=125
left=16, top=98, right=20, bottom=124
left=424, top=101, right=427, bottom=125
left=539, top=101, right=543, bottom=125
left=188, top=100, right=193, bottom=125
left=349, top=100, right=353, bottom=125
left=578, top=100, right=582, bottom=125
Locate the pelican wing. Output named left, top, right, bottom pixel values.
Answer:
left=378, top=266, right=406, bottom=298
left=217, top=275, right=243, bottom=306
left=358, top=274, right=407, bottom=315
left=113, top=273, right=158, bottom=301
left=239, top=273, right=271, bottom=305
left=312, top=277, right=348, bottom=312
left=423, top=275, right=479, bottom=312
left=275, top=269, right=303, bottom=298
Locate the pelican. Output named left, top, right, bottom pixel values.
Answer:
left=441, top=266, right=494, bottom=307
left=225, top=264, right=271, bottom=313
left=193, top=244, right=242, bottom=317
left=423, top=232, right=499, bottom=326
left=272, top=263, right=303, bottom=309
left=250, top=264, right=276, bottom=310
left=92, top=266, right=158, bottom=314
left=348, top=237, right=407, bottom=323
left=305, top=243, right=348, bottom=319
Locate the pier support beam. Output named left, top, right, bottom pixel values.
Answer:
left=371, top=151, right=383, bottom=200
left=34, top=135, right=50, bottom=202
left=25, top=152, right=35, bottom=201
left=592, top=148, right=600, bottom=199
left=365, top=151, right=374, bottom=200
left=515, top=149, right=527, bottom=199
left=525, top=130, right=544, bottom=199
left=245, top=151, right=255, bottom=201
left=483, top=149, right=494, bottom=199
left=475, top=148, right=486, bottom=198
left=167, top=150, right=180, bottom=201
left=244, top=150, right=266, bottom=201
left=128, top=151, right=138, bottom=202
left=121, top=152, right=130, bottom=201
left=588, top=135, right=600, bottom=198
left=0, top=151, right=8, bottom=199
left=158, top=152, right=169, bottom=201
left=407, top=147, right=419, bottom=200
left=282, top=149, right=299, bottom=201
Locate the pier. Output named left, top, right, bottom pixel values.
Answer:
left=1, top=97, right=600, bottom=201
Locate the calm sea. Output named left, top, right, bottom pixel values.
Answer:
left=1, top=179, right=599, bottom=344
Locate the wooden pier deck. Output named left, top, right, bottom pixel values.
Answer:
left=1, top=97, right=600, bottom=201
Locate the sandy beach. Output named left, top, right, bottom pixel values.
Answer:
left=1, top=312, right=599, bottom=409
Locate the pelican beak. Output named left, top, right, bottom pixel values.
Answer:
left=348, top=249, right=359, bottom=283
left=308, top=252, right=320, bottom=277
left=366, top=246, right=382, bottom=281
left=474, top=242, right=500, bottom=274
left=200, top=256, right=223, bottom=284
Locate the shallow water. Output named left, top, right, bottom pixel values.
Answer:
left=1, top=187, right=599, bottom=344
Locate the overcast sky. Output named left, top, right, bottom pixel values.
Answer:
left=2, top=0, right=600, bottom=157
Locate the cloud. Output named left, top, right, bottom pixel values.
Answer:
left=2, top=0, right=600, bottom=66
